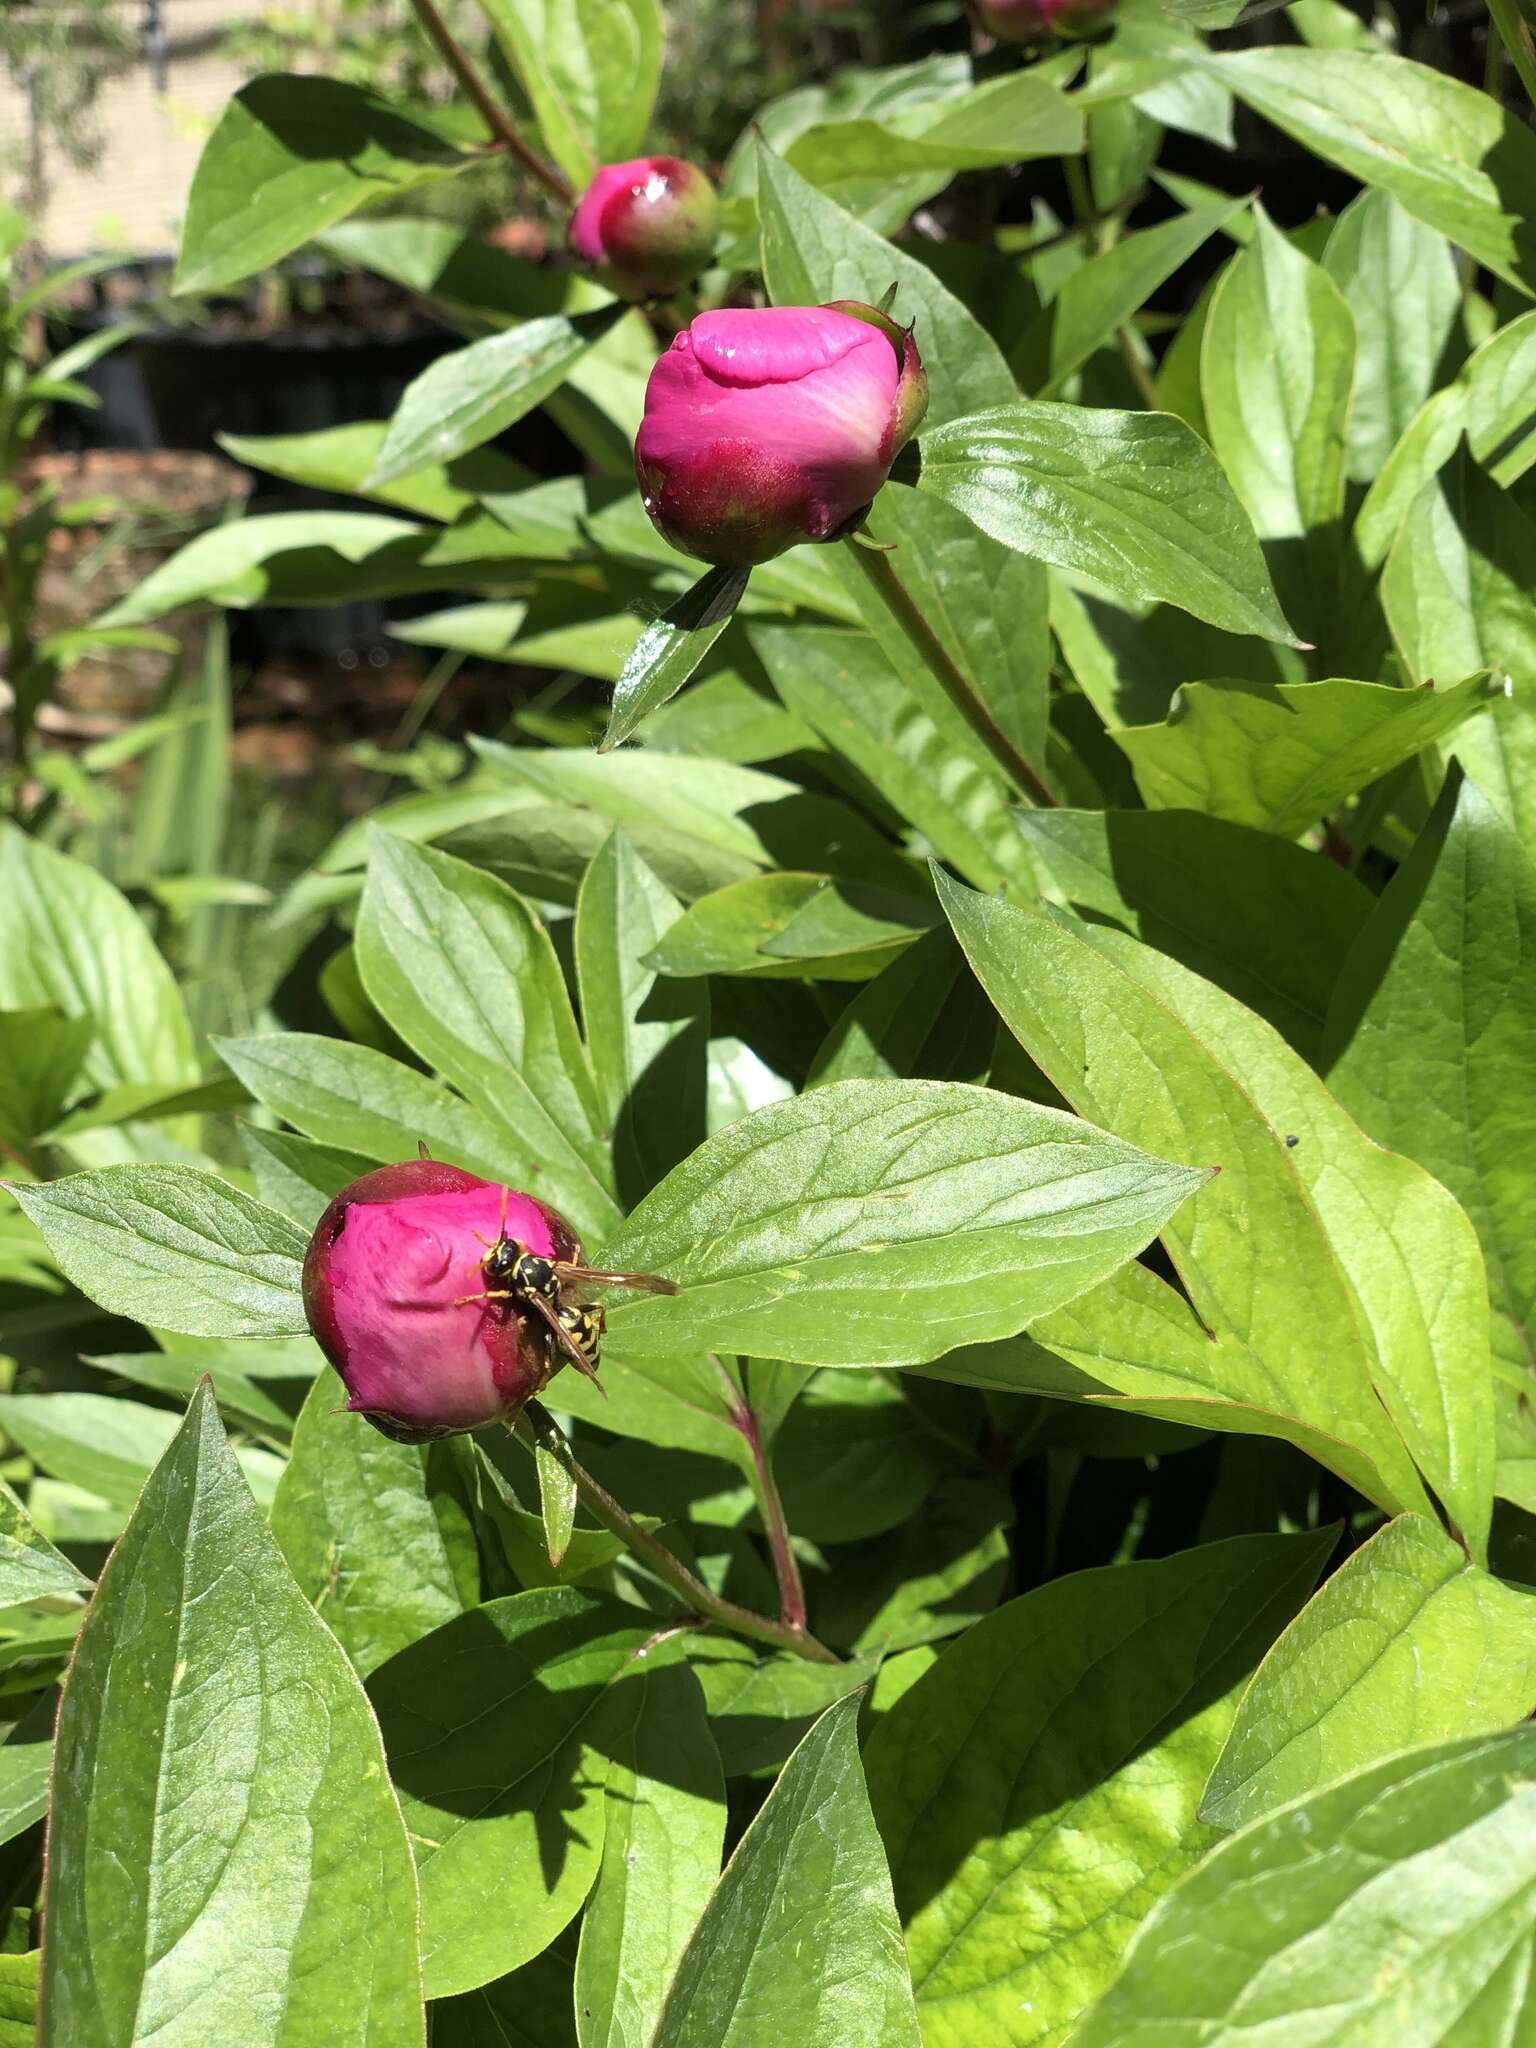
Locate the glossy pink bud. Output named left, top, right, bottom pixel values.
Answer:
left=301, top=1161, right=580, bottom=1443
left=568, top=155, right=722, bottom=302
left=634, top=302, right=928, bottom=569
left=976, top=0, right=1116, bottom=39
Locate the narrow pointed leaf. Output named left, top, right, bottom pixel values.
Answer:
left=602, top=569, right=750, bottom=750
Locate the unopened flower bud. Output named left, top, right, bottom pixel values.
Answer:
left=567, top=155, right=721, bottom=302
left=977, top=0, right=1116, bottom=39
left=301, top=1161, right=579, bottom=1442
left=634, top=302, right=928, bottom=569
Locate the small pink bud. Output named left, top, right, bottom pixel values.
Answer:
left=301, top=1161, right=580, bottom=1443
left=976, top=0, right=1116, bottom=39
left=634, top=303, right=928, bottom=569
left=567, top=155, right=722, bottom=302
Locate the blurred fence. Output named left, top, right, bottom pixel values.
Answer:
left=0, top=0, right=261, bottom=254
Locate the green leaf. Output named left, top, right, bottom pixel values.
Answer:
left=1013, top=807, right=1371, bottom=1060
left=533, top=1438, right=578, bottom=1571
left=573, top=831, right=708, bottom=1204
left=601, top=569, right=751, bottom=750
left=1322, top=190, right=1461, bottom=486
left=1017, top=197, right=1247, bottom=398
left=0, top=1008, right=93, bottom=1155
left=816, top=1476, right=1011, bottom=1656
left=645, top=871, right=931, bottom=984
left=574, top=1659, right=725, bottom=2048
left=1117, top=670, right=1504, bottom=837
left=917, top=404, right=1299, bottom=645
left=177, top=77, right=469, bottom=294
left=1203, top=47, right=1536, bottom=293
left=477, top=0, right=663, bottom=188
left=433, top=1947, right=578, bottom=2047
left=1383, top=450, right=1536, bottom=860
left=271, top=1378, right=477, bottom=1677
left=0, top=1392, right=284, bottom=1512
left=786, top=67, right=1082, bottom=191
left=10, top=1167, right=308, bottom=1340
left=755, top=147, right=1016, bottom=430
left=0, top=827, right=196, bottom=1104
left=651, top=1693, right=921, bottom=2047
left=243, top=1125, right=375, bottom=1231
left=1326, top=774, right=1536, bottom=1386
left=837, top=483, right=1052, bottom=779
left=1205, top=1514, right=1536, bottom=1831
left=82, top=1347, right=302, bottom=1440
left=807, top=926, right=996, bottom=1090
left=368, top=1587, right=648, bottom=1998
left=356, top=833, right=617, bottom=1244
left=599, top=1077, right=1209, bottom=1368
left=217, top=1034, right=550, bottom=1197
left=0, top=1694, right=57, bottom=1850
left=0, top=1955, right=35, bottom=2048
left=0, top=1477, right=88, bottom=1608
left=750, top=626, right=1042, bottom=898
left=1073, top=1726, right=1536, bottom=2048
left=1201, top=204, right=1355, bottom=642
left=774, top=1372, right=942, bottom=1544
left=41, top=1383, right=423, bottom=2045
left=865, top=1531, right=1331, bottom=2048
left=937, top=876, right=1440, bottom=1521
left=218, top=422, right=529, bottom=522
left=365, top=310, right=624, bottom=489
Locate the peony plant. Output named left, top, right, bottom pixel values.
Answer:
left=4, top=0, right=1536, bottom=2042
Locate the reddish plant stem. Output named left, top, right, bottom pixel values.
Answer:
left=710, top=1356, right=808, bottom=1632
left=513, top=1401, right=839, bottom=1664
left=407, top=0, right=574, bottom=205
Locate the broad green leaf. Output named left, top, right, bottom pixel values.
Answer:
left=836, top=483, right=1052, bottom=780
left=1073, top=1726, right=1536, bottom=2048
left=1322, top=190, right=1461, bottom=485
left=573, top=831, right=707, bottom=1202
left=1461, top=306, right=1536, bottom=486
left=938, top=876, right=1436, bottom=1519
left=11, top=1167, right=308, bottom=1340
left=1201, top=204, right=1354, bottom=643
left=918, top=404, right=1298, bottom=645
left=81, top=1348, right=301, bottom=1441
left=651, top=1694, right=921, bottom=2048
left=41, top=1384, right=423, bottom=2045
left=574, top=1659, right=725, bottom=2048
left=318, top=214, right=599, bottom=325
left=242, top=1125, right=374, bottom=1231
left=271, top=1379, right=476, bottom=1677
left=0, top=1477, right=88, bottom=1608
left=602, top=568, right=751, bottom=750
left=1202, top=47, right=1536, bottom=295
left=356, top=834, right=617, bottom=1244
left=774, top=1371, right=944, bottom=1544
left=645, top=872, right=930, bottom=983
left=366, top=309, right=624, bottom=488
left=599, top=1077, right=1209, bottom=1368
left=1383, top=451, right=1536, bottom=860
left=1117, top=669, right=1502, bottom=837
left=218, top=422, right=529, bottom=522
left=368, top=1587, right=648, bottom=1998
left=687, top=1642, right=881, bottom=1778
left=217, top=1034, right=545, bottom=1194
left=788, top=67, right=1081, bottom=197
left=0, top=1008, right=93, bottom=1155
left=433, top=1947, right=577, bottom=2047
left=815, top=1475, right=1011, bottom=1656
left=0, top=1693, right=56, bottom=1849
left=756, top=147, right=1016, bottom=430
left=1017, top=197, right=1247, bottom=398
left=1014, top=807, right=1371, bottom=1059
left=1326, top=775, right=1536, bottom=1386
left=806, top=926, right=996, bottom=1090
left=1070, top=927, right=1495, bottom=1559
left=0, top=1392, right=283, bottom=1512
left=477, top=0, right=663, bottom=188
left=751, top=626, right=1042, bottom=897
left=0, top=828, right=196, bottom=1105
left=1205, top=1514, right=1536, bottom=1830
left=0, top=1955, right=35, bottom=2048
left=865, top=1531, right=1332, bottom=2048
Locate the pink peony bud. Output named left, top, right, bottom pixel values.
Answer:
left=634, top=302, right=928, bottom=569
left=567, top=155, right=722, bottom=302
left=301, top=1161, right=580, bottom=1443
left=976, top=0, right=1115, bottom=39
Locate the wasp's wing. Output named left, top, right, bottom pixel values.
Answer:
left=526, top=1294, right=607, bottom=1391
left=553, top=1263, right=679, bottom=1297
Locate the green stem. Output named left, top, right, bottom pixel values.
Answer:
left=406, top=0, right=574, bottom=204
left=1487, top=0, right=1536, bottom=109
left=512, top=1403, right=841, bottom=1664
left=842, top=537, right=1057, bottom=807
